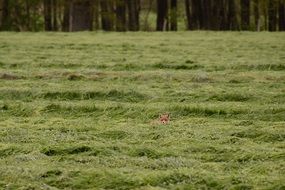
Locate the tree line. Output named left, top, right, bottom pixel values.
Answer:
left=0, top=0, right=284, bottom=32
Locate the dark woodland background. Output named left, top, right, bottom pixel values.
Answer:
left=0, top=0, right=284, bottom=32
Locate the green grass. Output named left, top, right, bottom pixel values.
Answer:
left=0, top=32, right=285, bottom=189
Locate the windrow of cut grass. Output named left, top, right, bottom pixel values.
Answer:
left=0, top=32, right=284, bottom=189
left=1, top=101, right=284, bottom=123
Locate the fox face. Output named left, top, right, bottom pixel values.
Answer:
left=159, top=113, right=170, bottom=124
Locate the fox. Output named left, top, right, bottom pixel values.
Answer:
left=150, top=113, right=170, bottom=125
left=160, top=113, right=170, bottom=124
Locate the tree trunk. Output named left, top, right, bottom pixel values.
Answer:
left=0, top=0, right=2, bottom=28
left=1, top=0, right=10, bottom=30
left=263, top=0, right=268, bottom=30
left=185, top=0, right=192, bottom=30
left=228, top=0, right=239, bottom=30
left=94, top=0, right=100, bottom=30
left=63, top=0, right=71, bottom=31
left=203, top=0, right=212, bottom=30
left=211, top=0, right=223, bottom=30
left=143, top=0, right=153, bottom=31
left=268, top=0, right=277, bottom=31
left=279, top=0, right=285, bottom=31
left=71, top=0, right=93, bottom=31
left=101, top=0, right=114, bottom=31
left=156, top=0, right=168, bottom=31
left=170, top=0, right=177, bottom=31
left=186, top=0, right=197, bottom=29
left=241, top=0, right=250, bottom=30
left=197, top=0, right=205, bottom=29
left=116, top=0, right=127, bottom=31
left=253, top=0, right=260, bottom=31
left=32, top=1, right=38, bottom=31
left=127, top=0, right=140, bottom=31
left=44, top=0, right=52, bottom=31
left=25, top=0, right=31, bottom=30
left=52, top=0, right=58, bottom=31
left=220, top=0, right=228, bottom=30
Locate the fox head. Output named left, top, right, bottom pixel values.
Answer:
left=159, top=113, right=170, bottom=124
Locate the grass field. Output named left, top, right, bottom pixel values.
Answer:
left=0, top=32, right=285, bottom=189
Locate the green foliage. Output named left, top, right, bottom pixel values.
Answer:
left=1, top=0, right=44, bottom=31
left=0, top=32, right=284, bottom=189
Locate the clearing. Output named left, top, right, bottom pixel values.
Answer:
left=0, top=32, right=285, bottom=189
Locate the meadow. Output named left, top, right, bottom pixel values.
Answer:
left=0, top=32, right=284, bottom=189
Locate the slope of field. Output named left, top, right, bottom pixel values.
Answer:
left=0, top=32, right=284, bottom=189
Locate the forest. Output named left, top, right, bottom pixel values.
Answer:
left=0, top=0, right=285, bottom=32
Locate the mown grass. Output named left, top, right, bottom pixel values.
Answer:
left=0, top=32, right=284, bottom=189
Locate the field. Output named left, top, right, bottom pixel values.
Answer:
left=0, top=32, right=285, bottom=189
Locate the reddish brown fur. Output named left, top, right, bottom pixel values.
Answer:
left=150, top=113, right=170, bottom=125
left=159, top=113, right=170, bottom=124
